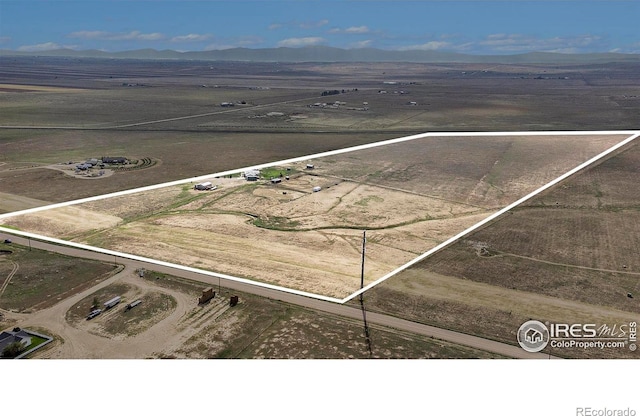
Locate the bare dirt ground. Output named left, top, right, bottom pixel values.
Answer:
left=42, top=163, right=115, bottom=179
left=2, top=265, right=217, bottom=358
left=1, top=256, right=506, bottom=359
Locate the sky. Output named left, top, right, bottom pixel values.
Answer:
left=1, top=0, right=639, bottom=55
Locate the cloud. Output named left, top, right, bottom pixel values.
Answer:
left=400, top=41, right=452, bottom=51
left=349, top=40, right=373, bottom=49
left=137, top=32, right=164, bottom=41
left=170, top=34, right=212, bottom=43
left=17, top=42, right=71, bottom=52
left=277, top=37, right=325, bottom=47
left=204, top=36, right=263, bottom=50
left=477, top=33, right=605, bottom=53
left=268, top=23, right=283, bottom=30
left=392, top=33, right=611, bottom=54
left=0, top=36, right=10, bottom=44
left=68, top=30, right=165, bottom=41
left=329, top=26, right=370, bottom=35
left=345, top=26, right=370, bottom=34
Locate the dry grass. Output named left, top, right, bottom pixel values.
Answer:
left=364, top=140, right=640, bottom=358
left=0, top=245, right=119, bottom=312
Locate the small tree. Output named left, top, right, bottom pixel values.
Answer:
left=92, top=296, right=100, bottom=311
left=2, top=341, right=25, bottom=358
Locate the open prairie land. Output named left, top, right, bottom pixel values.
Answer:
left=361, top=139, right=640, bottom=358
left=1, top=134, right=626, bottom=298
left=1, top=58, right=639, bottom=207
left=1, top=57, right=639, bottom=358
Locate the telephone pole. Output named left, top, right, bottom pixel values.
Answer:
left=360, top=230, right=366, bottom=290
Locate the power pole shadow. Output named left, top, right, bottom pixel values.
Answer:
left=360, top=293, right=373, bottom=358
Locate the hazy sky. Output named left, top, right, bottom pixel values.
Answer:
left=1, top=0, right=639, bottom=54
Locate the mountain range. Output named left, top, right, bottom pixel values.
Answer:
left=2, top=46, right=639, bottom=64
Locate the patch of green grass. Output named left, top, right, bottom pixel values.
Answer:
left=354, top=195, right=384, bottom=207
left=0, top=224, right=20, bottom=231
left=260, top=166, right=290, bottom=180
left=252, top=216, right=301, bottom=230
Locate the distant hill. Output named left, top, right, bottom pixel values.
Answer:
left=2, top=46, right=639, bottom=64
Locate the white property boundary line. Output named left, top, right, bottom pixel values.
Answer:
left=343, top=130, right=640, bottom=302
left=1, top=130, right=639, bottom=304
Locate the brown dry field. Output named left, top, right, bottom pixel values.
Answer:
left=362, top=139, right=640, bottom=358
left=2, top=57, right=640, bottom=358
left=1, top=58, right=639, bottom=207
left=1, top=134, right=626, bottom=299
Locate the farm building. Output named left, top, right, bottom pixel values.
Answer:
left=220, top=102, right=235, bottom=107
left=102, top=156, right=127, bottom=164
left=194, top=181, right=214, bottom=190
left=244, top=169, right=260, bottom=181
left=270, top=178, right=282, bottom=184
left=306, top=164, right=315, bottom=169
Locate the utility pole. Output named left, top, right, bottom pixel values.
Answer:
left=360, top=230, right=366, bottom=290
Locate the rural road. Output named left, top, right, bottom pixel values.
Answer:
left=0, top=232, right=554, bottom=359
left=0, top=94, right=330, bottom=130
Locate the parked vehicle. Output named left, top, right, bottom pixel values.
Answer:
left=87, top=309, right=102, bottom=320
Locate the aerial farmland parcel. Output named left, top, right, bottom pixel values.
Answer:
left=0, top=132, right=629, bottom=300
left=1, top=57, right=639, bottom=360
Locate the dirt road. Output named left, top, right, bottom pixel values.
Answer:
left=0, top=232, right=553, bottom=358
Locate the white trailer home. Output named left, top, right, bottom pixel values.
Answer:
left=104, top=296, right=121, bottom=310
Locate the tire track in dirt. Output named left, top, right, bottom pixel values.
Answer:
left=495, top=251, right=640, bottom=277
left=0, top=260, right=18, bottom=298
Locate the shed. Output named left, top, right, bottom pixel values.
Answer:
left=313, top=186, right=321, bottom=192
left=194, top=181, right=213, bottom=190
left=244, top=169, right=260, bottom=181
